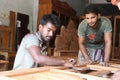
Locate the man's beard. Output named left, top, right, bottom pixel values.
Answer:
left=88, top=19, right=99, bottom=28
left=41, top=35, right=52, bottom=42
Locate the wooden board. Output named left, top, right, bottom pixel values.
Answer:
left=0, top=68, right=110, bottom=80
left=11, top=70, right=83, bottom=80
left=87, top=64, right=120, bottom=73
left=0, top=62, right=120, bottom=80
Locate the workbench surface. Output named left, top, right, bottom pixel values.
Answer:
left=0, top=62, right=120, bottom=80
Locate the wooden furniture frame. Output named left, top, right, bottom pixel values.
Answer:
left=8, top=51, right=16, bottom=70
left=112, top=15, right=120, bottom=60
left=37, top=0, right=78, bottom=49
left=0, top=11, right=16, bottom=71
left=0, top=11, right=16, bottom=52
left=37, top=0, right=77, bottom=31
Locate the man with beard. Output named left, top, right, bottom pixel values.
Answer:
left=77, top=5, right=112, bottom=66
left=13, top=14, right=76, bottom=70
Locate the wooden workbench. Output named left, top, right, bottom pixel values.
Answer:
left=0, top=62, right=120, bottom=80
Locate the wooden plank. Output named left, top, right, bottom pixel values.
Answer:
left=0, top=66, right=54, bottom=77
left=87, top=64, right=120, bottom=73
left=110, top=64, right=120, bottom=68
left=11, top=71, right=85, bottom=80
left=50, top=69, right=111, bottom=80
left=88, top=70, right=111, bottom=76
left=11, top=69, right=109, bottom=80
left=1, top=63, right=119, bottom=80
left=42, top=71, right=84, bottom=80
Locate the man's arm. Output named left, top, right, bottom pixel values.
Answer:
left=28, top=45, right=75, bottom=67
left=78, top=36, right=92, bottom=63
left=104, top=32, right=112, bottom=66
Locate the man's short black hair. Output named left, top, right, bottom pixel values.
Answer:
left=84, top=5, right=99, bottom=15
left=40, top=14, right=61, bottom=28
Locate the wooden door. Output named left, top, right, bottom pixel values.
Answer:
left=37, top=0, right=52, bottom=31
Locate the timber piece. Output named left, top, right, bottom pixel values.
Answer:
left=50, top=69, right=111, bottom=80
left=40, top=71, right=84, bottom=80
left=87, top=64, right=120, bottom=73
left=110, top=63, right=120, bottom=68
left=0, top=66, right=55, bottom=77
left=11, top=70, right=85, bottom=80
left=88, top=70, right=111, bottom=76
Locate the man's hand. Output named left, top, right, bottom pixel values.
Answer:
left=85, top=59, right=93, bottom=64
left=102, top=61, right=109, bottom=67
left=63, top=58, right=76, bottom=67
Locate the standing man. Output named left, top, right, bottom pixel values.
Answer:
left=77, top=5, right=112, bottom=66
left=13, top=14, right=76, bottom=70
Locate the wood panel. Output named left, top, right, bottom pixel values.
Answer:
left=10, top=11, right=16, bottom=51
left=0, top=11, right=16, bottom=52
left=1, top=62, right=120, bottom=80
left=112, top=16, right=120, bottom=60
left=0, top=65, right=116, bottom=80
left=37, top=0, right=52, bottom=30
left=37, top=0, right=77, bottom=31
left=0, top=26, right=12, bottom=51
left=8, top=51, right=16, bottom=70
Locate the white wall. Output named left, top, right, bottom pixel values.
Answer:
left=0, top=0, right=17, bottom=26
left=0, top=0, right=38, bottom=32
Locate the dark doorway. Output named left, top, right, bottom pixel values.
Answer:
left=16, top=13, right=30, bottom=50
